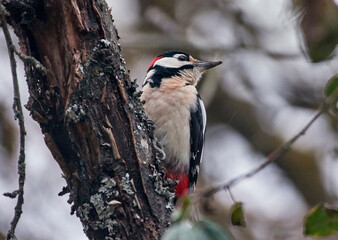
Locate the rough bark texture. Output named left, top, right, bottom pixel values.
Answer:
left=3, top=0, right=173, bottom=239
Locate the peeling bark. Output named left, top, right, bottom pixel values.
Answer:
left=2, top=0, right=173, bottom=239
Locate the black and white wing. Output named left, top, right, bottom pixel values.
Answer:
left=188, top=94, right=207, bottom=191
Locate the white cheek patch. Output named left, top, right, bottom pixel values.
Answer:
left=154, top=57, right=187, bottom=68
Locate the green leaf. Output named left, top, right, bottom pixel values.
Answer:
left=162, top=221, right=197, bottom=240
left=324, top=75, right=338, bottom=99
left=197, top=219, right=232, bottom=240
left=172, top=196, right=192, bottom=223
left=230, top=202, right=246, bottom=227
left=304, top=203, right=338, bottom=237
left=162, top=219, right=232, bottom=240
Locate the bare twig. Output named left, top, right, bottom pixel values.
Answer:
left=227, top=186, right=236, bottom=203
left=0, top=3, right=26, bottom=240
left=14, top=48, right=47, bottom=75
left=198, top=107, right=324, bottom=198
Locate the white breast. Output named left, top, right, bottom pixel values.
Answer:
left=141, top=81, right=198, bottom=175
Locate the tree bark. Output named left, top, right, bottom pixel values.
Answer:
left=3, top=0, right=173, bottom=239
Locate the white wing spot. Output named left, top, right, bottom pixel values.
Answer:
left=199, top=98, right=207, bottom=134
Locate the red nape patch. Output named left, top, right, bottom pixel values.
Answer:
left=147, top=56, right=163, bottom=71
left=165, top=170, right=189, bottom=198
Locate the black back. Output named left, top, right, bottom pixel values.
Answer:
left=189, top=95, right=206, bottom=189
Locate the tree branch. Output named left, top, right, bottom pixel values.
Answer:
left=2, top=0, right=172, bottom=239
left=0, top=3, right=26, bottom=240
left=198, top=106, right=324, bottom=198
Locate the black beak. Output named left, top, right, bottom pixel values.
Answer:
left=193, top=60, right=222, bottom=70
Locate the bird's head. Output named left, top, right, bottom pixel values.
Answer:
left=143, top=50, right=222, bottom=88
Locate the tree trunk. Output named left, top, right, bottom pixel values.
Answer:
left=3, top=0, right=173, bottom=239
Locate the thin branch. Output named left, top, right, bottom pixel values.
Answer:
left=198, top=107, right=325, bottom=198
left=227, top=186, right=236, bottom=203
left=14, top=48, right=47, bottom=75
left=0, top=3, right=26, bottom=240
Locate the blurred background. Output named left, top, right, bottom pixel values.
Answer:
left=1, top=0, right=337, bottom=239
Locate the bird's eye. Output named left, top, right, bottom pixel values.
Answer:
left=178, top=55, right=188, bottom=61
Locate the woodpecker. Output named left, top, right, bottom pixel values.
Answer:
left=141, top=50, right=222, bottom=198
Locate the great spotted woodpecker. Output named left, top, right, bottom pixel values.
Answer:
left=141, top=50, right=222, bottom=198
